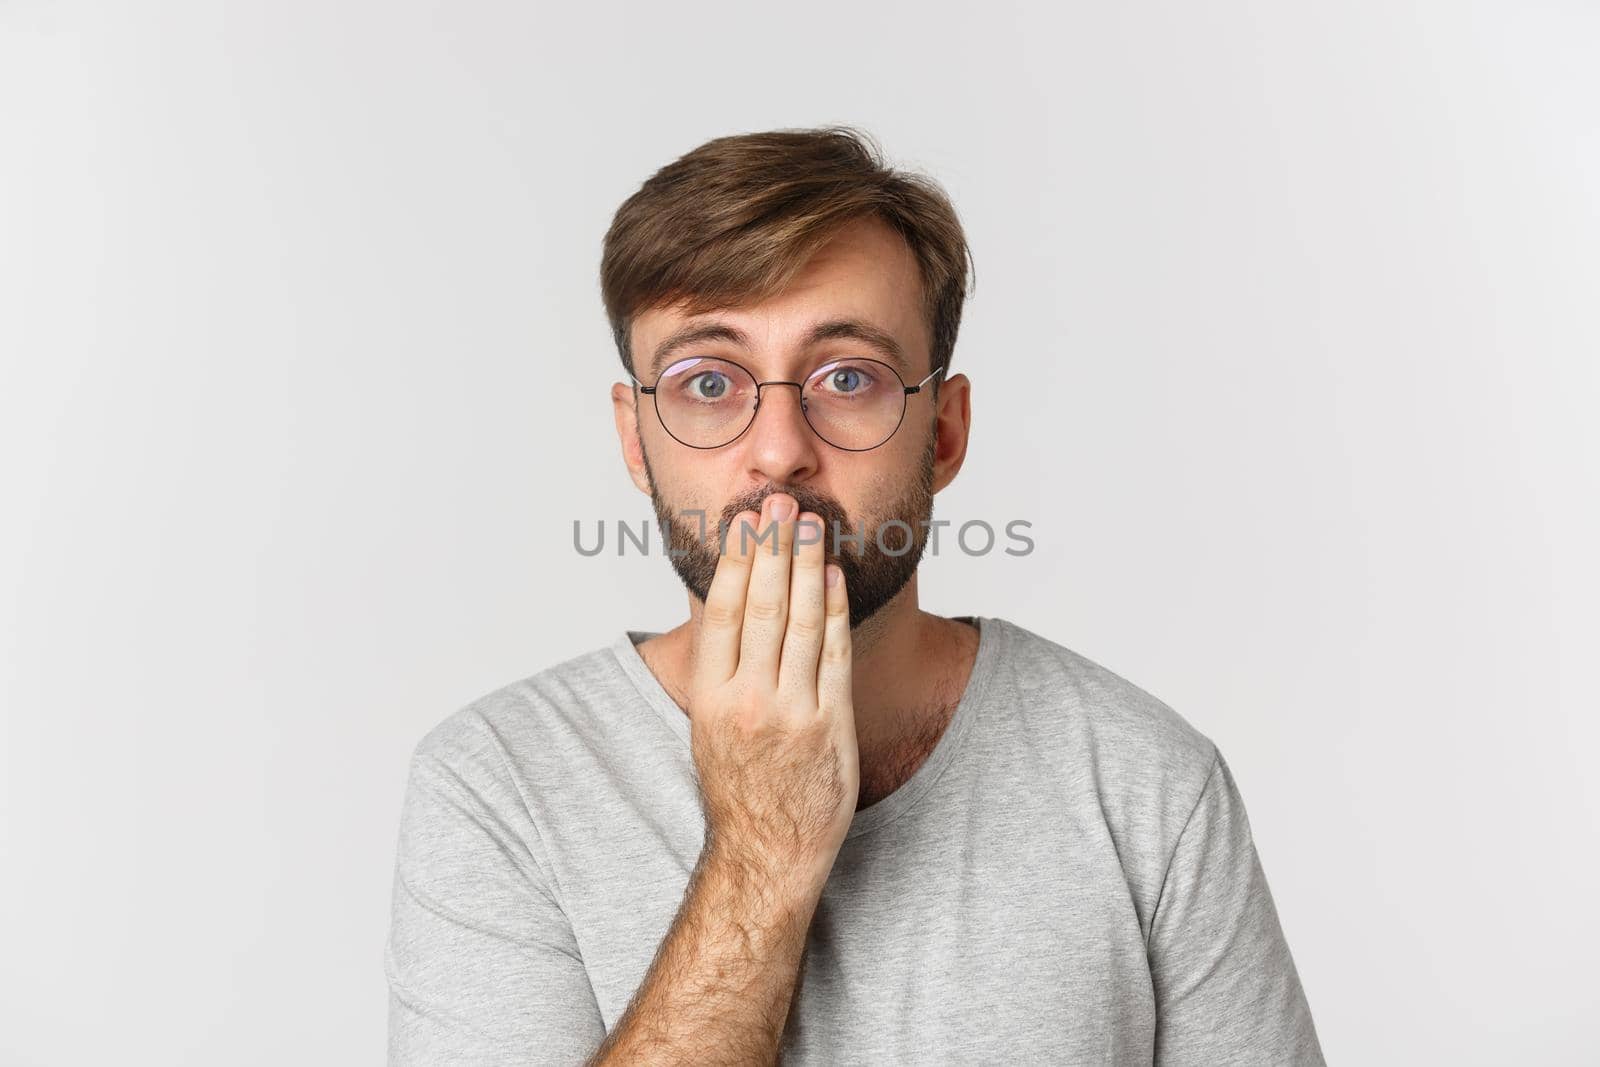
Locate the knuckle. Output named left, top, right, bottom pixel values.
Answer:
left=745, top=597, right=785, bottom=622
left=703, top=600, right=743, bottom=628
left=786, top=613, right=823, bottom=639
left=718, top=550, right=752, bottom=571
left=733, top=689, right=768, bottom=719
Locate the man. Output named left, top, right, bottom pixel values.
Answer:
left=385, top=126, right=1324, bottom=1065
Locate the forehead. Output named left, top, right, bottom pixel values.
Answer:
left=630, top=216, right=930, bottom=375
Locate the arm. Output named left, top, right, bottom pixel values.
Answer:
left=585, top=842, right=819, bottom=1066
left=1147, top=750, right=1326, bottom=1065
left=592, top=497, right=856, bottom=1065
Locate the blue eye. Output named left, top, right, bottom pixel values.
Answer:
left=690, top=372, right=729, bottom=399
left=812, top=360, right=878, bottom=397
left=830, top=368, right=862, bottom=393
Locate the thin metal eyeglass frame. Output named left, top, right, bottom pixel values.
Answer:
left=628, top=357, right=944, bottom=452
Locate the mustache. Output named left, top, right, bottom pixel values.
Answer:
left=719, top=484, right=853, bottom=534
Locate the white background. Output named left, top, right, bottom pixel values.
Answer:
left=3, top=2, right=1596, bottom=1063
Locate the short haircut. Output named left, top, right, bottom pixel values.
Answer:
left=600, top=125, right=975, bottom=392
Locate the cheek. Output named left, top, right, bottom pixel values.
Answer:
left=875, top=427, right=929, bottom=477
left=827, top=463, right=894, bottom=517
left=849, top=438, right=933, bottom=516
left=647, top=455, right=733, bottom=514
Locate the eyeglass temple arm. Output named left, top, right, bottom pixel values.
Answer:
left=905, top=364, right=945, bottom=394
left=627, top=371, right=655, bottom=394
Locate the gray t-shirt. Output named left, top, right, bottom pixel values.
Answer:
left=385, top=615, right=1324, bottom=1065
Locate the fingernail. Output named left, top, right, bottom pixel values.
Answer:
left=770, top=495, right=795, bottom=521
left=826, top=564, right=841, bottom=587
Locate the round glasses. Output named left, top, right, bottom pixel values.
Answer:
left=630, top=356, right=942, bottom=452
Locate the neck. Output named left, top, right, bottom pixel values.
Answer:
left=640, top=573, right=976, bottom=743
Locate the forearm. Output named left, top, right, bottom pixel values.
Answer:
left=586, top=843, right=818, bottom=1067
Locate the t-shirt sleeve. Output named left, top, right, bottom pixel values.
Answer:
left=1146, top=748, right=1325, bottom=1065
left=384, top=723, right=607, bottom=1066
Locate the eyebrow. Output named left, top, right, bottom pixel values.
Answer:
left=644, top=317, right=913, bottom=382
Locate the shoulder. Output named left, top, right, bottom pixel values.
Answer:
left=407, top=640, right=631, bottom=783
left=984, top=616, right=1221, bottom=840
left=988, top=617, right=1217, bottom=775
left=983, top=617, right=1230, bottom=921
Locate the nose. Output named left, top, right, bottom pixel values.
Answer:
left=743, top=381, right=819, bottom=485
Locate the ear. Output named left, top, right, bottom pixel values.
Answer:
left=929, top=372, right=972, bottom=495
left=611, top=381, right=654, bottom=495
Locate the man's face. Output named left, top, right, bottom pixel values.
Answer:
left=611, top=216, right=964, bottom=629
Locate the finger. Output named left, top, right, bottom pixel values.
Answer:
left=694, top=509, right=759, bottom=690
left=817, top=562, right=852, bottom=718
left=737, top=493, right=797, bottom=687
left=777, top=511, right=827, bottom=709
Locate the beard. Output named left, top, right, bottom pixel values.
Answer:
left=641, top=434, right=937, bottom=630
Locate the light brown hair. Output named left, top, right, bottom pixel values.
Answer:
left=600, top=125, right=975, bottom=393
